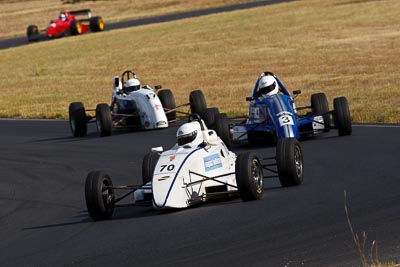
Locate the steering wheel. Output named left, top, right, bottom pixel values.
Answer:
left=121, top=70, right=137, bottom=88
left=188, top=113, right=204, bottom=130
left=260, top=71, right=276, bottom=78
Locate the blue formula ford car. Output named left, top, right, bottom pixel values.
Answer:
left=206, top=72, right=352, bottom=148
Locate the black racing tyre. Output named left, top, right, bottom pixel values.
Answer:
left=27, top=25, right=39, bottom=42
left=69, top=102, right=87, bottom=137
left=142, top=152, right=160, bottom=184
left=333, top=97, right=352, bottom=136
left=276, top=138, right=304, bottom=187
left=89, top=16, right=105, bottom=32
left=214, top=113, right=232, bottom=149
left=204, top=107, right=220, bottom=129
left=236, top=152, right=263, bottom=201
left=70, top=20, right=82, bottom=35
left=85, top=170, right=115, bottom=221
left=189, top=90, right=207, bottom=118
left=96, top=103, right=113, bottom=137
left=311, top=92, right=331, bottom=130
left=158, top=89, right=176, bottom=121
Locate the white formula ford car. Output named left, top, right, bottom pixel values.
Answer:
left=69, top=70, right=207, bottom=137
left=84, top=114, right=304, bottom=221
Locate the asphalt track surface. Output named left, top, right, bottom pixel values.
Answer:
left=0, top=119, right=399, bottom=266
left=0, top=0, right=290, bottom=50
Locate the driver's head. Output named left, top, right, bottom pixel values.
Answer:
left=59, top=13, right=67, bottom=21
left=125, top=78, right=141, bottom=93
left=258, top=76, right=278, bottom=97
left=176, top=121, right=203, bottom=148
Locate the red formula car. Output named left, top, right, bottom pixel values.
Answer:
left=27, top=9, right=104, bottom=42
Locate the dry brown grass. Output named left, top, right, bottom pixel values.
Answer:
left=0, top=0, right=399, bottom=122
left=0, top=0, right=258, bottom=39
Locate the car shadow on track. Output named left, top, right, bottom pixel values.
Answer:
left=28, top=128, right=153, bottom=143
left=22, top=207, right=158, bottom=230
left=22, top=184, right=288, bottom=229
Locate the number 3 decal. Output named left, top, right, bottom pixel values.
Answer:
left=278, top=115, right=294, bottom=126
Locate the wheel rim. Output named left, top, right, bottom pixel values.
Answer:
left=70, top=118, right=76, bottom=133
left=251, top=159, right=263, bottom=192
left=294, top=146, right=303, bottom=177
left=99, top=20, right=104, bottom=30
left=101, top=180, right=114, bottom=209
left=96, top=113, right=101, bottom=133
left=77, top=24, right=82, bottom=34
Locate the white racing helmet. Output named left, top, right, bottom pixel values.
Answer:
left=176, top=121, right=203, bottom=148
left=125, top=78, right=141, bottom=93
left=59, top=13, right=67, bottom=21
left=258, top=76, right=279, bottom=97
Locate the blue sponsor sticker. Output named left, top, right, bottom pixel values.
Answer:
left=204, top=154, right=222, bottom=172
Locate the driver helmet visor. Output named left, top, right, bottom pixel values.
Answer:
left=177, top=130, right=197, bottom=146
left=125, top=84, right=140, bottom=93
left=259, top=81, right=277, bottom=95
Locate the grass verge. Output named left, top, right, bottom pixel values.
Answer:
left=0, top=0, right=259, bottom=39
left=0, top=0, right=399, bottom=122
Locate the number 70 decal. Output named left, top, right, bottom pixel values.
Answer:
left=160, top=164, right=175, bottom=172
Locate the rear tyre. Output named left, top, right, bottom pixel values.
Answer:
left=214, top=113, right=232, bottom=149
left=333, top=97, right=352, bottom=136
left=27, top=25, right=39, bottom=42
left=69, top=102, right=87, bottom=137
left=204, top=107, right=220, bottom=129
left=89, top=16, right=105, bottom=32
left=70, top=20, right=82, bottom=35
left=96, top=103, right=113, bottom=137
left=276, top=138, right=304, bottom=187
left=142, top=152, right=160, bottom=184
left=236, top=152, right=263, bottom=201
left=158, top=89, right=176, bottom=121
left=85, top=171, right=115, bottom=221
left=311, top=92, right=331, bottom=130
left=189, top=90, right=207, bottom=118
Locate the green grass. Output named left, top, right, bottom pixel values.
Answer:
left=0, top=0, right=399, bottom=123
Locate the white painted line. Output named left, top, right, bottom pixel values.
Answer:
left=0, top=118, right=67, bottom=122
left=353, top=124, right=400, bottom=128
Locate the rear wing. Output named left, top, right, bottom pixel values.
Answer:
left=69, top=9, right=92, bottom=18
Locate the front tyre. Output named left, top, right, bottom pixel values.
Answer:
left=69, top=102, right=87, bottom=137
left=214, top=113, right=232, bottom=149
left=158, top=89, right=176, bottom=121
left=85, top=171, right=115, bottom=221
left=142, top=152, right=160, bottom=184
left=276, top=138, right=304, bottom=187
left=236, top=152, right=263, bottom=201
left=204, top=107, right=219, bottom=129
left=27, top=25, right=39, bottom=42
left=333, top=97, right=352, bottom=136
left=189, top=90, right=207, bottom=118
left=96, top=103, right=113, bottom=137
left=311, top=92, right=331, bottom=130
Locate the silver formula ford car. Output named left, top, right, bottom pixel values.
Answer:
left=84, top=114, right=304, bottom=221
left=69, top=70, right=207, bottom=137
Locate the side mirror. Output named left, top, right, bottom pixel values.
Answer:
left=246, top=96, right=254, bottom=101
left=293, top=90, right=301, bottom=95
left=151, top=146, right=163, bottom=153
left=155, top=85, right=162, bottom=90
left=113, top=76, right=120, bottom=88
left=207, top=130, right=219, bottom=146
